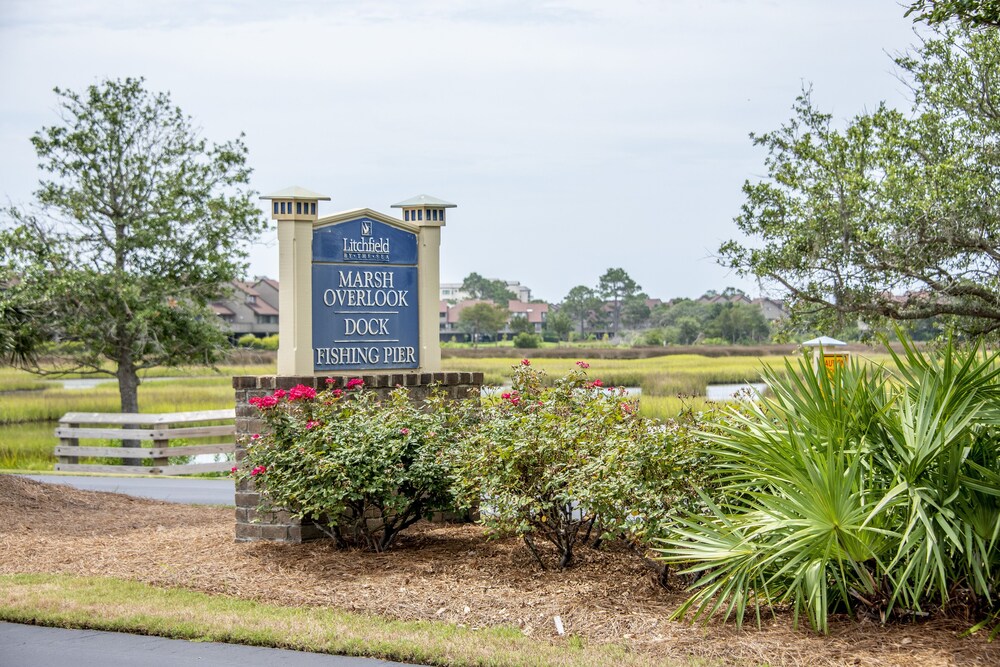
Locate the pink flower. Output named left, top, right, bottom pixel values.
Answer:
left=521, top=359, right=531, bottom=366
left=501, top=390, right=521, bottom=406
left=575, top=361, right=590, bottom=369
left=400, top=428, right=410, bottom=435
left=230, top=466, right=238, bottom=474
left=251, top=433, right=260, bottom=440
left=346, top=378, right=365, bottom=390
left=249, top=395, right=278, bottom=410
left=250, top=465, right=267, bottom=476
left=331, top=389, right=344, bottom=398
left=289, top=384, right=317, bottom=401
left=273, top=389, right=287, bottom=399
left=621, top=402, right=633, bottom=414
left=592, top=379, right=604, bottom=388
left=325, top=378, right=337, bottom=385
left=306, top=420, right=319, bottom=429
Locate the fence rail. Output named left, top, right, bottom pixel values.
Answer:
left=54, top=408, right=236, bottom=476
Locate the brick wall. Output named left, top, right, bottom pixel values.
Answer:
left=232, top=372, right=483, bottom=543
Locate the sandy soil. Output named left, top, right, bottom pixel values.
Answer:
left=1, top=475, right=997, bottom=666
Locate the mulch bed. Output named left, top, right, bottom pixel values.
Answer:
left=1, top=475, right=997, bottom=666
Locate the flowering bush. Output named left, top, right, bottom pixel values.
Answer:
left=452, top=362, right=685, bottom=570
left=238, top=381, right=464, bottom=551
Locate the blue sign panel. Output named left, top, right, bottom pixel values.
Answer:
left=313, top=216, right=418, bottom=265
left=312, top=216, right=420, bottom=372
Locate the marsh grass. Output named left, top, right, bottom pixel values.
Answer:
left=0, top=422, right=58, bottom=469
left=443, top=354, right=792, bottom=397
left=638, top=395, right=714, bottom=421
left=0, top=377, right=239, bottom=425
left=0, top=368, right=49, bottom=391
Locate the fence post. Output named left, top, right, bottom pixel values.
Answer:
left=151, top=436, right=169, bottom=472
left=58, top=421, right=79, bottom=466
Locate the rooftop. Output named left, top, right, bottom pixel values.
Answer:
left=391, top=194, right=456, bottom=209
left=260, top=186, right=331, bottom=201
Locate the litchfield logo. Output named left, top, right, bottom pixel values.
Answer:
left=361, top=220, right=372, bottom=236
left=343, top=235, right=389, bottom=261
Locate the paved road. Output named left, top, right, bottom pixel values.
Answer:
left=20, top=474, right=235, bottom=506
left=0, top=622, right=422, bottom=667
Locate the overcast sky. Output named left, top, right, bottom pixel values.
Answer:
left=0, top=1, right=923, bottom=303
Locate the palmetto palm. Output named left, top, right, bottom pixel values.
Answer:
left=659, top=333, right=1000, bottom=633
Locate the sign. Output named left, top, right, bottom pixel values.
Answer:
left=823, top=353, right=849, bottom=378
left=312, top=216, right=419, bottom=371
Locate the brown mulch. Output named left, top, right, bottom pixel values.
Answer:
left=1, top=476, right=997, bottom=666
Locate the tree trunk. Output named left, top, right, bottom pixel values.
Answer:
left=117, top=361, right=142, bottom=465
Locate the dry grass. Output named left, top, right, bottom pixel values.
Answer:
left=0, top=475, right=997, bottom=666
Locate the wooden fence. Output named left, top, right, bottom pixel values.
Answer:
left=54, top=409, right=236, bottom=475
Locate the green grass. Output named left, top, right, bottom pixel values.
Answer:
left=0, top=377, right=238, bottom=425
left=442, top=354, right=789, bottom=397
left=0, top=422, right=58, bottom=469
left=0, top=573, right=707, bottom=667
left=638, top=395, right=713, bottom=421
left=0, top=367, right=50, bottom=391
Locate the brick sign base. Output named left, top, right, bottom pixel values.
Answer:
left=233, top=372, right=483, bottom=543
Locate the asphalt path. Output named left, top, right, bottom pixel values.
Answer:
left=0, top=622, right=423, bottom=667
left=19, top=474, right=235, bottom=506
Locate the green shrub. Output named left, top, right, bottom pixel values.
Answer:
left=658, top=332, right=1000, bottom=634
left=512, top=332, right=541, bottom=348
left=453, top=361, right=683, bottom=570
left=236, top=334, right=258, bottom=348
left=239, top=382, right=464, bottom=551
left=638, top=329, right=665, bottom=346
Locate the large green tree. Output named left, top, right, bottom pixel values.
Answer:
left=704, top=302, right=771, bottom=344
left=0, top=78, right=266, bottom=415
left=598, top=267, right=641, bottom=337
left=907, top=0, right=1000, bottom=28
left=461, top=272, right=512, bottom=305
left=621, top=293, right=652, bottom=330
left=458, top=302, right=508, bottom=347
left=560, top=285, right=604, bottom=337
left=720, top=28, right=1000, bottom=335
left=544, top=310, right=573, bottom=342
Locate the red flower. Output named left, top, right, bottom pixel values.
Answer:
left=400, top=427, right=411, bottom=435
left=325, top=378, right=337, bottom=385
left=273, top=389, right=287, bottom=399
left=585, top=379, right=604, bottom=389
left=575, top=361, right=590, bottom=369
left=330, top=389, right=344, bottom=398
left=521, top=359, right=531, bottom=366
left=251, top=434, right=260, bottom=440
left=230, top=466, right=238, bottom=474
left=621, top=402, right=633, bottom=414
left=306, top=420, right=320, bottom=429
left=346, top=378, right=365, bottom=390
left=250, top=465, right=267, bottom=476
left=289, top=384, right=317, bottom=401
left=249, top=395, right=278, bottom=410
